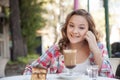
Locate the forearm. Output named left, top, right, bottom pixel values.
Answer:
left=93, top=48, right=103, bottom=70
left=92, top=43, right=114, bottom=77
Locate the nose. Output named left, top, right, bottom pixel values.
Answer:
left=73, top=27, right=78, bottom=34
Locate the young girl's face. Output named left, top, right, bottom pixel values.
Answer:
left=67, top=15, right=89, bottom=44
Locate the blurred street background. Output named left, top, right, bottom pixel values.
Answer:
left=0, top=0, right=120, bottom=77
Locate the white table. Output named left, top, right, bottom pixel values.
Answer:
left=0, top=74, right=118, bottom=80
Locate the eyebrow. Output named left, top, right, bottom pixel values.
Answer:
left=79, top=24, right=85, bottom=26
left=68, top=22, right=73, bottom=24
left=69, top=22, right=85, bottom=26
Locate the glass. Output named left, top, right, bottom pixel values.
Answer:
left=63, top=49, right=77, bottom=76
left=87, top=65, right=98, bottom=80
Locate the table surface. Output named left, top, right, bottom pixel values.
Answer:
left=0, top=74, right=118, bottom=80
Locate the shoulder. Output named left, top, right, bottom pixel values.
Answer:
left=97, top=42, right=109, bottom=57
left=48, top=44, right=60, bottom=51
left=97, top=42, right=106, bottom=50
left=46, top=44, right=61, bottom=56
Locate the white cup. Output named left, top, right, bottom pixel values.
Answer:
left=87, top=65, right=98, bottom=80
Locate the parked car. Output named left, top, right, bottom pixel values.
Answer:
left=111, top=42, right=120, bottom=58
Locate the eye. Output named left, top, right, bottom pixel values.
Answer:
left=69, top=24, right=74, bottom=28
left=79, top=26, right=85, bottom=29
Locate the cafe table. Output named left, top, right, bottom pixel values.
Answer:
left=0, top=74, right=118, bottom=80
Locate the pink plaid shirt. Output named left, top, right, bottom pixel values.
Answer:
left=23, top=43, right=114, bottom=78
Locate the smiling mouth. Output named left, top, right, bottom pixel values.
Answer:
left=71, top=34, right=79, bottom=38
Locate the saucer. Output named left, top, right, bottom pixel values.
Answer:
left=58, top=73, right=80, bottom=80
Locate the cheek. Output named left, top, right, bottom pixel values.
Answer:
left=82, top=30, right=88, bottom=36
left=67, top=27, right=72, bottom=34
left=81, top=31, right=88, bottom=39
left=66, top=28, right=69, bottom=34
left=66, top=28, right=70, bottom=37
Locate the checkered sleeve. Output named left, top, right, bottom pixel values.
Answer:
left=98, top=43, right=115, bottom=78
left=23, top=45, right=57, bottom=75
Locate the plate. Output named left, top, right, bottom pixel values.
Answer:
left=58, top=73, right=81, bottom=80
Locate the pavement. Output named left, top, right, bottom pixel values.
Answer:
left=0, top=58, right=26, bottom=77
left=5, top=62, right=26, bottom=77
left=0, top=58, right=9, bottom=77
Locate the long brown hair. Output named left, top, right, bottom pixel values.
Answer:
left=58, top=9, right=99, bottom=53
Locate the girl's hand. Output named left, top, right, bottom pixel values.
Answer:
left=85, top=31, right=99, bottom=53
left=85, top=31, right=103, bottom=68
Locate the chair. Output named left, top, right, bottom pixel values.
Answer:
left=111, top=42, right=120, bottom=58
left=109, top=58, right=120, bottom=75
left=115, top=64, right=120, bottom=79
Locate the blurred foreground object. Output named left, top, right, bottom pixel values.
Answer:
left=31, top=65, right=47, bottom=80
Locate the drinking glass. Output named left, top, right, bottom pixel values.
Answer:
left=87, top=65, right=98, bottom=80
left=63, top=49, right=77, bottom=76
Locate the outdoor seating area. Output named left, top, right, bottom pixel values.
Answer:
left=0, top=0, right=120, bottom=80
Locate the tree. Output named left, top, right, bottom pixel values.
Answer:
left=19, top=0, right=46, bottom=54
left=9, top=0, right=27, bottom=61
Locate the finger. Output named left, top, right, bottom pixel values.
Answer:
left=86, top=31, right=95, bottom=39
left=85, top=35, right=91, bottom=43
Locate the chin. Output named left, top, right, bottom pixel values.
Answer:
left=70, top=41, right=81, bottom=44
left=69, top=39, right=81, bottom=43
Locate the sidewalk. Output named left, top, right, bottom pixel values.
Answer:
left=0, top=58, right=8, bottom=77
left=5, top=62, right=26, bottom=77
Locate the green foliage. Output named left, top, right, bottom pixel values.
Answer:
left=17, top=53, right=39, bottom=64
left=3, top=7, right=10, bottom=22
left=19, top=0, right=46, bottom=53
left=8, top=53, right=39, bottom=64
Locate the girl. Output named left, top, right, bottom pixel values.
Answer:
left=23, top=9, right=114, bottom=78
